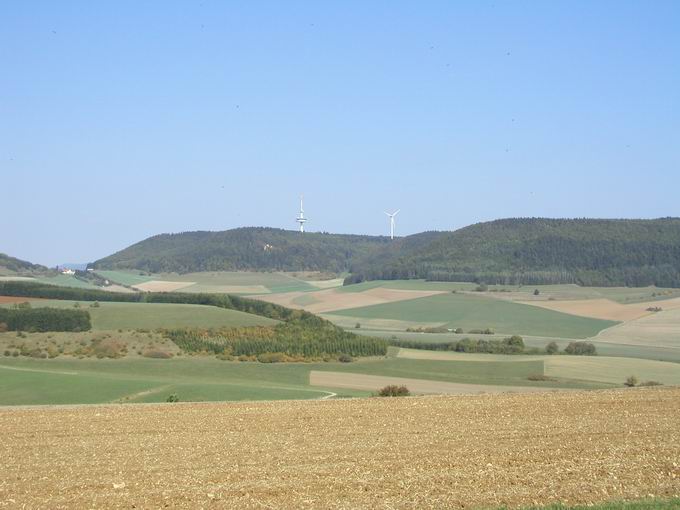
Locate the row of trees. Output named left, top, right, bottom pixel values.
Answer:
left=389, top=336, right=526, bottom=354
left=0, top=307, right=91, bottom=332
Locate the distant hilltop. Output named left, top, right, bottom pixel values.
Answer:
left=89, top=218, right=680, bottom=288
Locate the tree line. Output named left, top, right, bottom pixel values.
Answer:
left=0, top=307, right=91, bottom=332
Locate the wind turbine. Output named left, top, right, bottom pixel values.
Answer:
left=296, top=195, right=307, bottom=233
left=385, top=210, right=400, bottom=240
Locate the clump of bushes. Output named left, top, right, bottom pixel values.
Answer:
left=166, top=394, right=179, bottom=403
left=639, top=380, right=663, bottom=387
left=545, top=341, right=559, bottom=355
left=624, top=375, right=639, bottom=387
left=646, top=306, right=662, bottom=312
left=377, top=385, right=410, bottom=397
left=467, top=328, right=495, bottom=335
left=564, top=341, right=597, bottom=356
left=338, top=354, right=353, bottom=363
left=527, top=374, right=555, bottom=381
left=142, top=350, right=173, bottom=359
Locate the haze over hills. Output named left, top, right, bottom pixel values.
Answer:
left=90, top=218, right=680, bottom=288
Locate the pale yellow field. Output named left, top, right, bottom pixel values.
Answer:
left=1, top=388, right=678, bottom=509
left=395, top=348, right=680, bottom=386
left=255, top=287, right=447, bottom=314
left=309, top=371, right=552, bottom=395
left=543, top=356, right=680, bottom=385
left=132, top=280, right=196, bottom=292
left=518, top=297, right=680, bottom=322
left=595, top=307, right=680, bottom=349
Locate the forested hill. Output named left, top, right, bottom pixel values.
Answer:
left=348, top=218, right=680, bottom=288
left=91, top=228, right=393, bottom=273
left=0, top=253, right=47, bottom=275
left=91, top=219, right=680, bottom=288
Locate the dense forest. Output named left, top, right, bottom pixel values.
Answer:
left=88, top=218, right=680, bottom=288
left=91, top=227, right=391, bottom=273
left=347, top=218, right=680, bottom=287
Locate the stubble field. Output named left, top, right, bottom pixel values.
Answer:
left=1, top=387, right=678, bottom=509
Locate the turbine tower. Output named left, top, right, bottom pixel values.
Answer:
left=296, top=195, right=307, bottom=233
left=385, top=210, right=400, bottom=240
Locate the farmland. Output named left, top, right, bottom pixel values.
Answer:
left=0, top=300, right=277, bottom=330
left=1, top=387, right=678, bottom=509
left=326, top=292, right=618, bottom=338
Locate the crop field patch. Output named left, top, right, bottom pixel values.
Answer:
left=2, top=300, right=277, bottom=330
left=132, top=280, right=196, bottom=292
left=544, top=356, right=680, bottom=385
left=329, top=293, right=618, bottom=338
left=594, top=307, right=680, bottom=349
left=309, top=371, right=554, bottom=395
left=517, top=297, right=680, bottom=322
left=1, top=388, right=678, bottom=508
left=254, top=287, right=447, bottom=314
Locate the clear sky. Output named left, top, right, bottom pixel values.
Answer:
left=2, top=1, right=679, bottom=266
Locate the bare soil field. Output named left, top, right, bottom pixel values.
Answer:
left=132, top=280, right=196, bottom=292
left=255, top=287, right=447, bottom=314
left=518, top=297, right=680, bottom=322
left=309, top=370, right=553, bottom=395
left=1, top=388, right=678, bottom=509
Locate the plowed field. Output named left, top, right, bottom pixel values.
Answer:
left=1, top=388, right=679, bottom=509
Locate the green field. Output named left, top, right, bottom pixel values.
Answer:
left=330, top=292, right=618, bottom=338
left=508, top=499, right=680, bottom=510
left=93, top=270, right=154, bottom=286
left=35, top=274, right=100, bottom=289
left=1, top=300, right=277, bottom=330
left=0, top=351, right=611, bottom=406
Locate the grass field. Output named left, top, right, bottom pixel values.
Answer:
left=94, top=270, right=154, bottom=286
left=0, top=350, right=612, bottom=406
left=329, top=292, right=618, bottom=338
left=1, top=388, right=678, bottom=508
left=35, top=274, right=100, bottom=289
left=1, top=299, right=277, bottom=330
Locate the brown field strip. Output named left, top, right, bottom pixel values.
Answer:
left=254, top=287, right=446, bottom=313
left=0, top=295, right=45, bottom=304
left=310, top=371, right=554, bottom=395
left=2, top=388, right=678, bottom=509
left=518, top=297, right=680, bottom=322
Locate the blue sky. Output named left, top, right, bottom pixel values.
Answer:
left=2, top=1, right=679, bottom=266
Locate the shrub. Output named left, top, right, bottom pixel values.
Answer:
left=639, top=380, right=663, bottom=386
left=624, top=375, right=638, bottom=387
left=257, top=352, right=287, bottom=363
left=12, top=350, right=19, bottom=357
left=338, top=354, right=353, bottom=363
left=533, top=289, right=540, bottom=296
left=143, top=350, right=173, bottom=359
left=166, top=394, right=179, bottom=403
left=565, top=341, right=597, bottom=356
left=454, top=327, right=463, bottom=334
left=354, top=322, right=361, bottom=329
left=545, top=341, right=559, bottom=355
left=475, top=284, right=488, bottom=292
left=646, top=306, right=662, bottom=312
left=527, top=374, right=555, bottom=381
left=3, top=350, right=10, bottom=356
left=90, top=301, right=100, bottom=308
left=378, top=385, right=410, bottom=397
left=0, top=322, right=8, bottom=333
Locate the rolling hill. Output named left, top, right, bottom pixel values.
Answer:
left=0, top=253, right=48, bottom=275
left=90, top=218, right=680, bottom=288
